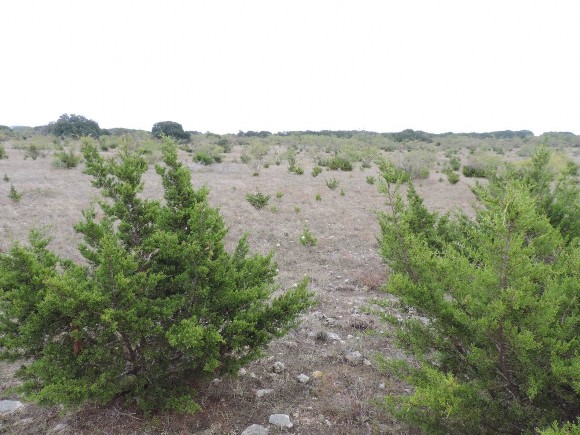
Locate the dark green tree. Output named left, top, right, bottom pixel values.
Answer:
left=48, top=114, right=104, bottom=138
left=151, top=121, right=190, bottom=140
left=0, top=139, right=313, bottom=413
left=377, top=151, right=579, bottom=433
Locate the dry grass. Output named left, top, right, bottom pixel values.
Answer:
left=0, top=140, right=534, bottom=434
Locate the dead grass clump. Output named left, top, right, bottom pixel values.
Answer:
left=354, top=269, right=388, bottom=291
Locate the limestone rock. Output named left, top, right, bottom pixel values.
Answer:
left=0, top=400, right=23, bottom=414
left=297, top=374, right=310, bottom=383
left=345, top=350, right=364, bottom=366
left=241, top=424, right=269, bottom=435
left=269, top=414, right=293, bottom=428
left=271, top=361, right=285, bottom=374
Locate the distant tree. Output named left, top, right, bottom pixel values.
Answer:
left=390, top=129, right=434, bottom=143
left=48, top=114, right=104, bottom=138
left=237, top=131, right=272, bottom=138
left=152, top=121, right=190, bottom=140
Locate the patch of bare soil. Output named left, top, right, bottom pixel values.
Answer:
left=0, top=144, right=478, bottom=434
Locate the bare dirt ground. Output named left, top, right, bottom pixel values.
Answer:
left=0, top=143, right=482, bottom=434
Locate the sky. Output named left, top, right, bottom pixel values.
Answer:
left=1, top=0, right=579, bottom=135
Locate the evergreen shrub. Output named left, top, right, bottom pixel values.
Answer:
left=0, top=140, right=313, bottom=413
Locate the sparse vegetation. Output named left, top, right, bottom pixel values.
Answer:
left=194, top=149, right=222, bottom=165
left=246, top=191, right=270, bottom=209
left=462, top=164, right=488, bottom=178
left=23, top=143, right=41, bottom=160
left=448, top=155, right=461, bottom=171
left=326, top=155, right=353, bottom=171
left=289, top=165, right=304, bottom=175
left=0, top=144, right=7, bottom=159
left=311, top=166, right=323, bottom=177
left=325, top=178, right=340, bottom=190
left=53, top=149, right=81, bottom=168
left=8, top=183, right=22, bottom=202
left=445, top=168, right=460, bottom=184
left=299, top=225, right=317, bottom=246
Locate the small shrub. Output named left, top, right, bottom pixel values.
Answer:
left=400, top=149, right=435, bottom=179
left=359, top=146, right=380, bottom=169
left=462, top=165, right=487, bottom=178
left=8, top=184, right=22, bottom=202
left=275, top=191, right=284, bottom=199
left=240, top=153, right=251, bottom=164
left=311, top=166, right=323, bottom=177
left=449, top=156, right=461, bottom=171
left=286, top=149, right=297, bottom=168
left=194, top=151, right=221, bottom=165
left=300, top=225, right=317, bottom=246
left=24, top=144, right=40, bottom=160
left=328, top=156, right=353, bottom=171
left=0, top=144, right=7, bottom=159
left=340, top=189, right=345, bottom=196
left=366, top=176, right=376, bottom=185
left=378, top=160, right=411, bottom=183
left=270, top=205, right=278, bottom=213
left=289, top=165, right=304, bottom=175
left=53, top=149, right=81, bottom=168
left=294, top=206, right=301, bottom=213
left=3, top=174, right=9, bottom=182
left=445, top=169, right=460, bottom=184
left=315, top=193, right=322, bottom=201
left=215, top=138, right=232, bottom=153
left=325, top=178, right=340, bottom=190
left=246, top=192, right=270, bottom=209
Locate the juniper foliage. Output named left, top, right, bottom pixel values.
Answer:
left=378, top=146, right=579, bottom=433
left=0, top=139, right=313, bottom=413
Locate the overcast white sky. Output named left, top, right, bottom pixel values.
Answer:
left=1, top=1, right=579, bottom=135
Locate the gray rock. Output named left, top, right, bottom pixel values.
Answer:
left=345, top=351, right=364, bottom=366
left=241, top=424, right=269, bottom=435
left=0, top=400, right=23, bottom=413
left=297, top=374, right=310, bottom=383
left=256, top=388, right=273, bottom=398
left=269, top=414, right=293, bottom=428
left=326, top=332, right=341, bottom=341
left=271, top=361, right=285, bottom=374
